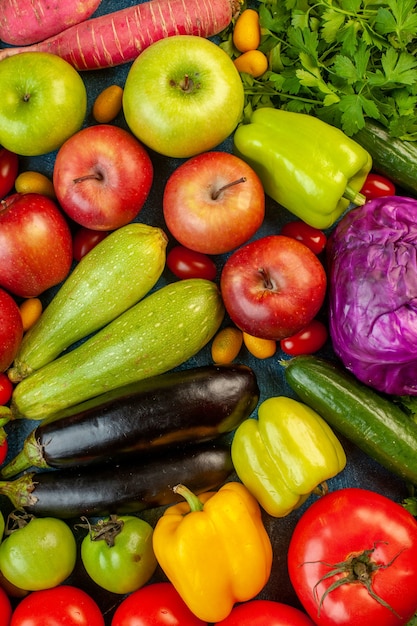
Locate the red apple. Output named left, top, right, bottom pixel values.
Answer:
left=0, top=193, right=73, bottom=298
left=162, top=151, right=265, bottom=254
left=220, top=235, right=327, bottom=340
left=0, top=288, right=23, bottom=372
left=53, top=124, right=154, bottom=231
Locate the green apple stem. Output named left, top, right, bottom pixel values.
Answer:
left=212, top=177, right=246, bottom=200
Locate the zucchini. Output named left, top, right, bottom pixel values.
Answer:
left=283, top=355, right=417, bottom=485
left=2, top=364, right=259, bottom=477
left=8, top=223, right=168, bottom=383
left=353, top=121, right=417, bottom=195
left=10, top=278, right=225, bottom=421
left=0, top=441, right=234, bottom=519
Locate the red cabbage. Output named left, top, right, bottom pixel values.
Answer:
left=327, top=195, right=417, bottom=396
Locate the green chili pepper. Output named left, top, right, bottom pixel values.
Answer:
left=231, top=396, right=347, bottom=517
left=233, top=108, right=372, bottom=229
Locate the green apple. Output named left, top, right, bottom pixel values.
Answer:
left=122, top=35, right=244, bottom=158
left=0, top=51, right=87, bottom=156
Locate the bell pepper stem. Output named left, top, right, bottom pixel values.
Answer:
left=173, top=484, right=204, bottom=512
left=344, top=185, right=366, bottom=206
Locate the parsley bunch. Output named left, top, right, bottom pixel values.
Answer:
left=221, top=0, right=417, bottom=138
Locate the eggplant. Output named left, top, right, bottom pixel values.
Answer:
left=2, top=364, right=259, bottom=478
left=0, top=441, right=234, bottom=519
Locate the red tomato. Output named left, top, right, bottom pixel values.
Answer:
left=215, top=600, right=315, bottom=625
left=167, top=246, right=217, bottom=281
left=288, top=488, right=417, bottom=626
left=360, top=173, right=396, bottom=200
left=0, top=585, right=12, bottom=626
left=0, top=147, right=18, bottom=200
left=0, top=438, right=8, bottom=466
left=10, top=585, right=104, bottom=626
left=0, top=373, right=13, bottom=405
left=72, top=227, right=109, bottom=261
left=280, top=319, right=328, bottom=355
left=111, top=582, right=207, bottom=626
left=281, top=222, right=327, bottom=255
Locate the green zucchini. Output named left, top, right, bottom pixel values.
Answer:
left=353, top=121, right=417, bottom=195
left=283, top=355, right=417, bottom=485
left=8, top=223, right=168, bottom=383
left=10, top=278, right=225, bottom=421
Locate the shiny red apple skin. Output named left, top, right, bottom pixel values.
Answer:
left=162, top=151, right=265, bottom=254
left=0, top=288, right=23, bottom=372
left=0, top=193, right=73, bottom=298
left=220, top=235, right=327, bottom=340
left=53, top=124, right=154, bottom=231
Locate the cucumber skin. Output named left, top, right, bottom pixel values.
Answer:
left=8, top=223, right=168, bottom=382
left=284, top=355, right=417, bottom=485
left=11, top=279, right=225, bottom=421
left=353, top=121, right=417, bottom=194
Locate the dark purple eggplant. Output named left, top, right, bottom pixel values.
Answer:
left=0, top=441, right=234, bottom=519
left=2, top=364, right=259, bottom=478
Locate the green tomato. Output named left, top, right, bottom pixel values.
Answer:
left=81, top=514, right=157, bottom=594
left=0, top=516, right=76, bottom=590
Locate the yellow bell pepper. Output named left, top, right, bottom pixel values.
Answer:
left=231, top=396, right=347, bottom=517
left=152, top=481, right=273, bottom=623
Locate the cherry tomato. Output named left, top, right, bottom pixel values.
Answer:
left=72, top=227, right=109, bottom=261
left=0, top=438, right=8, bottom=466
left=0, top=514, right=77, bottom=591
left=281, top=221, right=327, bottom=255
left=360, top=173, right=396, bottom=200
left=280, top=319, right=328, bottom=356
left=215, top=599, right=315, bottom=625
left=10, top=585, right=104, bottom=626
left=167, top=245, right=217, bottom=280
left=0, top=586, right=12, bottom=626
left=288, top=488, right=417, bottom=626
left=81, top=515, right=157, bottom=594
left=111, top=582, right=207, bottom=626
left=0, top=373, right=13, bottom=405
left=0, top=147, right=18, bottom=200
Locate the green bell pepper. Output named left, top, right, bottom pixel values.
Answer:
left=233, top=108, right=372, bottom=229
left=231, top=396, right=346, bottom=517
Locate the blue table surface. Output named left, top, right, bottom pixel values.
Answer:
left=1, top=0, right=410, bottom=622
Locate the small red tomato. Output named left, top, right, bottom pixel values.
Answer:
left=281, top=221, right=327, bottom=255
left=0, top=585, right=12, bottom=626
left=0, top=373, right=13, bottom=405
left=0, top=438, right=8, bottom=466
left=73, top=227, right=109, bottom=261
left=360, top=173, right=396, bottom=201
left=167, top=245, right=217, bottom=280
left=280, top=319, right=328, bottom=355
left=0, top=147, right=18, bottom=200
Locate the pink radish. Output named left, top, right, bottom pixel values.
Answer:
left=0, top=0, right=102, bottom=46
left=0, top=0, right=240, bottom=70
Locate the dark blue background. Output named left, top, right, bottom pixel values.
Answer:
left=1, top=0, right=409, bottom=622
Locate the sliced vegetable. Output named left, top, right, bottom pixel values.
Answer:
left=8, top=223, right=167, bottom=382
left=1, top=364, right=259, bottom=477
left=9, top=279, right=224, bottom=421
left=283, top=355, right=417, bottom=485
left=327, top=195, right=417, bottom=395
left=0, top=0, right=240, bottom=70
left=0, top=442, right=234, bottom=519
left=234, top=108, right=372, bottom=229
left=231, top=396, right=346, bottom=517
left=152, top=481, right=273, bottom=622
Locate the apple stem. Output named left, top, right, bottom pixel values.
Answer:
left=212, top=177, right=247, bottom=200
left=73, top=173, right=104, bottom=184
left=259, top=268, right=275, bottom=290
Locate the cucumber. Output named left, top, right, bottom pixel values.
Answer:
left=8, top=223, right=168, bottom=383
left=353, top=121, right=417, bottom=195
left=283, top=355, right=417, bottom=485
left=11, top=278, right=225, bottom=421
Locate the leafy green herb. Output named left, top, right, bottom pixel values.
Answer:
left=220, top=0, right=417, bottom=138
